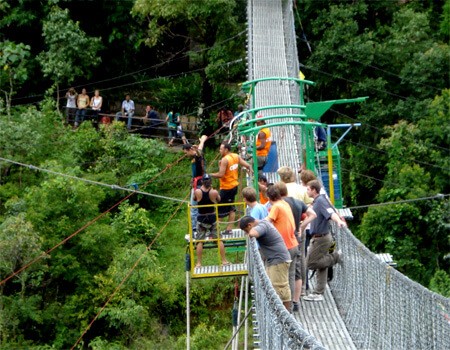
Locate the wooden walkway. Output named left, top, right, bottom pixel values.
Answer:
left=295, top=277, right=356, bottom=350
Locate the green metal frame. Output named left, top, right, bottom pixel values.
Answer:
left=238, top=76, right=368, bottom=206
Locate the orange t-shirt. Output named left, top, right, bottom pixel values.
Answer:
left=256, top=128, right=272, bottom=157
left=220, top=153, right=239, bottom=190
left=259, top=191, right=269, bottom=204
left=268, top=200, right=298, bottom=249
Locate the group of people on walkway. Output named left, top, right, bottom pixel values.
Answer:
left=65, top=87, right=103, bottom=128
left=184, top=135, right=346, bottom=313
left=240, top=167, right=346, bottom=313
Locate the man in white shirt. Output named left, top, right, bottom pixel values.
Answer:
left=115, top=94, right=135, bottom=130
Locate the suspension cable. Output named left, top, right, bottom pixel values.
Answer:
left=0, top=154, right=188, bottom=286
left=71, top=190, right=190, bottom=350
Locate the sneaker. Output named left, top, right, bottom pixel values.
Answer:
left=303, top=293, right=324, bottom=302
left=292, top=302, right=299, bottom=312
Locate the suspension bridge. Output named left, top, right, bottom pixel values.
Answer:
left=186, top=1, right=449, bottom=349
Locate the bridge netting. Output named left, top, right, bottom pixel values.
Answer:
left=244, top=0, right=450, bottom=349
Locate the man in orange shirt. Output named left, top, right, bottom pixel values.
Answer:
left=211, top=142, right=251, bottom=234
left=255, top=114, right=272, bottom=171
left=266, top=185, right=299, bottom=311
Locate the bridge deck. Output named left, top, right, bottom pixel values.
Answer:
left=295, top=277, right=356, bottom=350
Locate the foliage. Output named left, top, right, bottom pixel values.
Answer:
left=356, top=92, right=450, bottom=285
left=0, top=40, right=30, bottom=116
left=132, top=0, right=246, bottom=104
left=0, top=0, right=449, bottom=348
left=37, top=6, right=102, bottom=104
left=429, top=270, right=450, bottom=298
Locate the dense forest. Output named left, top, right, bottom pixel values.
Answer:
left=0, top=0, right=449, bottom=349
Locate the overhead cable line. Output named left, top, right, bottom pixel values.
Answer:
left=71, top=189, right=190, bottom=350
left=11, top=30, right=246, bottom=103
left=0, top=152, right=189, bottom=287
left=347, top=193, right=449, bottom=211
left=308, top=96, right=449, bottom=153
left=339, top=137, right=449, bottom=172
left=300, top=63, right=415, bottom=101
left=333, top=52, right=445, bottom=93
left=0, top=157, right=188, bottom=203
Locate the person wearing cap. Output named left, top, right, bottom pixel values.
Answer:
left=193, top=173, right=230, bottom=267
left=240, top=216, right=291, bottom=310
left=211, top=141, right=252, bottom=235
left=183, top=135, right=208, bottom=236
left=255, top=114, right=272, bottom=171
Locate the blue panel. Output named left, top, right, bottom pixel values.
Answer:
left=262, top=141, right=279, bottom=172
left=320, top=169, right=341, bottom=201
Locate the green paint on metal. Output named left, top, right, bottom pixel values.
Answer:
left=305, top=97, right=368, bottom=120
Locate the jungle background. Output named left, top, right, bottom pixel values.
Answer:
left=0, top=0, right=449, bottom=349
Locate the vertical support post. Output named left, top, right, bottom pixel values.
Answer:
left=185, top=254, right=191, bottom=350
left=326, top=127, right=335, bottom=205
left=244, top=275, right=249, bottom=350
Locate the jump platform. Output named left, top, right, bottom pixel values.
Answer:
left=189, top=228, right=248, bottom=279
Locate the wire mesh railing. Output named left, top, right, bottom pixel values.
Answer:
left=248, top=237, right=326, bottom=349
left=330, top=223, right=450, bottom=350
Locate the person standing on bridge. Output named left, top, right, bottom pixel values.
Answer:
left=265, top=185, right=298, bottom=310
left=275, top=181, right=316, bottom=312
left=211, top=141, right=252, bottom=235
left=303, top=179, right=345, bottom=302
left=255, top=114, right=272, bottom=171
left=242, top=186, right=268, bottom=220
left=193, top=174, right=230, bottom=268
left=183, top=135, right=208, bottom=238
left=240, top=216, right=291, bottom=310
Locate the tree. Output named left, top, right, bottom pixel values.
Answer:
left=132, top=0, right=246, bottom=106
left=37, top=6, right=102, bottom=110
left=0, top=40, right=30, bottom=116
left=357, top=91, right=450, bottom=286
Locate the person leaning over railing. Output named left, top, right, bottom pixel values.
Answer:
left=265, top=185, right=298, bottom=312
left=275, top=181, right=317, bottom=313
left=240, top=216, right=292, bottom=311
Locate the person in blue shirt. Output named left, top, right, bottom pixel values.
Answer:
left=242, top=186, right=268, bottom=220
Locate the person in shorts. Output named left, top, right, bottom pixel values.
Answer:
left=240, top=216, right=292, bottom=310
left=193, top=174, right=230, bottom=268
left=211, top=141, right=251, bottom=234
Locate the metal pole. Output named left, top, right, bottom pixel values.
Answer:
left=327, top=127, right=335, bottom=205
left=185, top=254, right=191, bottom=350
left=244, top=275, right=249, bottom=350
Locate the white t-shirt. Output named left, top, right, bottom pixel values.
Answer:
left=66, top=94, right=76, bottom=108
